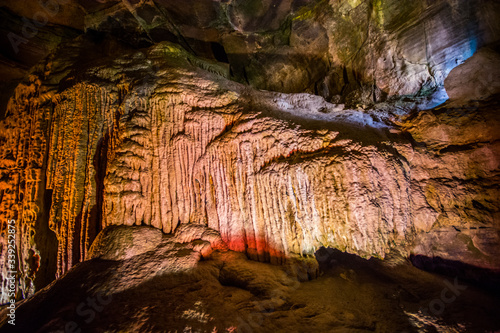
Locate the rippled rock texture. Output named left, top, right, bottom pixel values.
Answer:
left=0, top=27, right=499, bottom=309
left=0, top=3, right=499, bottom=331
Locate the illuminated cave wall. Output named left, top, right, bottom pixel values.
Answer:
left=0, top=0, right=499, bottom=303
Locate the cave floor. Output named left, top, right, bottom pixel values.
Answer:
left=1, top=249, right=499, bottom=333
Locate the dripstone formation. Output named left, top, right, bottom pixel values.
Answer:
left=0, top=1, right=499, bottom=332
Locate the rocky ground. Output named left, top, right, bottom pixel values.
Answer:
left=1, top=225, right=499, bottom=333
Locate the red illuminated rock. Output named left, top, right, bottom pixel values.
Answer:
left=0, top=2, right=497, bottom=332
left=2, top=225, right=499, bottom=333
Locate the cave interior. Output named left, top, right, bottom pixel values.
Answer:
left=0, top=0, right=500, bottom=332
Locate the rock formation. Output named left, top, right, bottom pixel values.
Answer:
left=1, top=37, right=499, bottom=301
left=0, top=0, right=499, bottom=332
left=1, top=225, right=499, bottom=332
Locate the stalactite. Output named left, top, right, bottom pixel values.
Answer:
left=1, top=43, right=498, bottom=304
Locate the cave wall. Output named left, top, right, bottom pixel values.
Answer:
left=82, top=0, right=500, bottom=107
left=0, top=0, right=499, bottom=304
left=1, top=38, right=499, bottom=303
left=3, top=0, right=497, bottom=113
